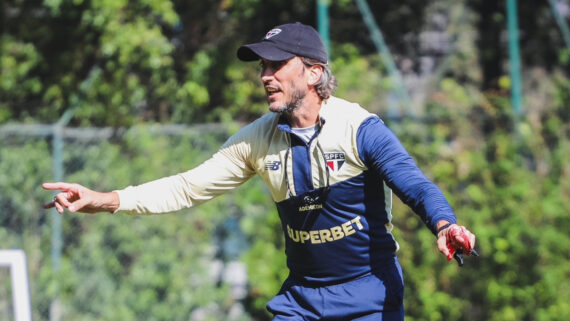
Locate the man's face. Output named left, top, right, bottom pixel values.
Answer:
left=259, top=57, right=308, bottom=113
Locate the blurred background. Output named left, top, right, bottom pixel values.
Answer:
left=1, top=0, right=569, bottom=320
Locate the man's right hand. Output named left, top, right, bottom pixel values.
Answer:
left=43, top=182, right=120, bottom=214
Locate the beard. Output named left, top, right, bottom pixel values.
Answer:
left=271, top=87, right=306, bottom=114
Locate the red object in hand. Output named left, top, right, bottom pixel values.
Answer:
left=446, top=243, right=456, bottom=261
left=445, top=225, right=473, bottom=261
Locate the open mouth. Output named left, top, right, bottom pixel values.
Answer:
left=265, top=86, right=281, bottom=99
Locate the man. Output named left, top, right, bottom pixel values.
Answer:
left=44, top=22, right=476, bottom=320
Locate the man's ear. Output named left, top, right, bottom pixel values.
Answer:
left=307, top=65, right=323, bottom=86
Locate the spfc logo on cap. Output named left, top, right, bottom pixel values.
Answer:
left=324, top=152, right=345, bottom=173
left=265, top=28, right=282, bottom=39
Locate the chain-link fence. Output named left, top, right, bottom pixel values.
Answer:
left=0, top=123, right=267, bottom=321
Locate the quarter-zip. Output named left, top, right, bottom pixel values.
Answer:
left=278, top=116, right=326, bottom=196
left=291, top=134, right=314, bottom=195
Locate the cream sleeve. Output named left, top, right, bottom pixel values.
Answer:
left=115, top=142, right=256, bottom=215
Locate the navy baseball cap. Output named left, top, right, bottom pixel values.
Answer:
left=237, top=22, right=328, bottom=63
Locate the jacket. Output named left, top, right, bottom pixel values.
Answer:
left=116, top=96, right=457, bottom=283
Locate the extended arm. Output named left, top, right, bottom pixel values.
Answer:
left=43, top=130, right=257, bottom=215
left=357, top=117, right=476, bottom=259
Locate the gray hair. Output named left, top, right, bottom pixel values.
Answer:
left=300, top=57, right=338, bottom=100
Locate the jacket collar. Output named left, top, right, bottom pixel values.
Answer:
left=276, top=98, right=330, bottom=133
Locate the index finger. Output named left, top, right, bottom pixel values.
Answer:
left=467, top=231, right=476, bottom=253
left=42, top=182, right=76, bottom=192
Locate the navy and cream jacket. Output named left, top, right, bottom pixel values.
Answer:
left=116, top=96, right=458, bottom=284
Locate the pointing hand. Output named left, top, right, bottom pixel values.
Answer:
left=43, top=182, right=119, bottom=214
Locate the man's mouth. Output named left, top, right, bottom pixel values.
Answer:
left=265, top=86, right=280, bottom=98
left=265, top=86, right=279, bottom=95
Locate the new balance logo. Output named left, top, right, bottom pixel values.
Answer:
left=265, top=160, right=281, bottom=171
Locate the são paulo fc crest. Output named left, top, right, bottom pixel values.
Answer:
left=265, top=28, right=282, bottom=39
left=324, top=152, right=345, bottom=173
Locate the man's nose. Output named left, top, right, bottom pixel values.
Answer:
left=260, top=67, right=275, bottom=81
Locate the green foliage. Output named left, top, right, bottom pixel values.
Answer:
left=2, top=1, right=570, bottom=320
left=560, top=48, right=570, bottom=66
left=390, top=73, right=570, bottom=321
left=239, top=182, right=287, bottom=317
left=0, top=35, right=43, bottom=121
left=172, top=50, right=213, bottom=123
left=219, top=60, right=268, bottom=123
left=332, top=43, right=389, bottom=113
left=0, top=128, right=256, bottom=321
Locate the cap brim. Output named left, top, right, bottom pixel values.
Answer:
left=237, top=42, right=295, bottom=62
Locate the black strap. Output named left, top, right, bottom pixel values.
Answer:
left=436, top=222, right=453, bottom=234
